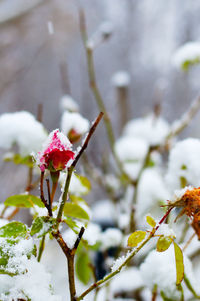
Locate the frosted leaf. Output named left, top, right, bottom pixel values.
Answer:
left=123, top=114, right=169, bottom=146
left=0, top=111, right=47, bottom=156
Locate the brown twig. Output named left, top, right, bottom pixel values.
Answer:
left=53, top=227, right=85, bottom=301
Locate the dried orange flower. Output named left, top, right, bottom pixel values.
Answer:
left=169, top=187, right=200, bottom=239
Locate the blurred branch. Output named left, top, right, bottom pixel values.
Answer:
left=166, top=95, right=200, bottom=141
left=78, top=8, right=124, bottom=174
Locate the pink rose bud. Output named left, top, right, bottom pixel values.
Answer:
left=37, top=129, right=75, bottom=172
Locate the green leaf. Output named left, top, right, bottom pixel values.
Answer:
left=63, top=203, right=89, bottom=220
left=63, top=217, right=79, bottom=233
left=0, top=222, right=27, bottom=238
left=74, top=173, right=91, bottom=194
left=30, top=216, right=57, bottom=237
left=5, top=194, right=45, bottom=208
left=157, top=236, right=172, bottom=252
left=173, top=241, right=184, bottom=285
left=4, top=153, right=34, bottom=168
left=127, top=231, right=146, bottom=247
left=70, top=195, right=85, bottom=204
left=146, top=215, right=156, bottom=228
left=76, top=250, right=91, bottom=285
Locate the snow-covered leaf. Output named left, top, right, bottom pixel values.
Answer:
left=30, top=216, right=57, bottom=237
left=127, top=231, right=146, bottom=247
left=0, top=222, right=27, bottom=238
left=157, top=235, right=172, bottom=252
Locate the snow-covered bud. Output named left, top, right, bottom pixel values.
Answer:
left=61, top=111, right=89, bottom=144
left=37, top=129, right=74, bottom=172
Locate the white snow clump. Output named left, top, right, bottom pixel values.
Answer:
left=166, top=138, right=200, bottom=191
left=123, top=114, right=170, bottom=146
left=114, top=136, right=148, bottom=180
left=59, top=95, right=79, bottom=112
left=0, top=111, right=47, bottom=156
left=112, top=71, right=130, bottom=87
left=136, top=168, right=170, bottom=227
left=60, top=111, right=89, bottom=137
left=172, top=41, right=200, bottom=70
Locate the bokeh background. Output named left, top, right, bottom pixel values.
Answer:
left=1, top=0, right=200, bottom=206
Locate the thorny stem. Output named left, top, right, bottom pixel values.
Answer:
left=77, top=208, right=173, bottom=300
left=56, top=112, right=104, bottom=223
left=78, top=8, right=125, bottom=175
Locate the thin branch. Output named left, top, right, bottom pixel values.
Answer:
left=73, top=227, right=85, bottom=250
left=166, top=95, right=200, bottom=141
left=77, top=207, right=173, bottom=300
left=40, top=171, right=52, bottom=217
left=56, top=112, right=104, bottom=222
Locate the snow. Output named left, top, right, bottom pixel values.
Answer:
left=83, top=223, right=101, bottom=246
left=0, top=238, right=61, bottom=301
left=156, top=224, right=176, bottom=238
left=136, top=168, right=170, bottom=226
left=60, top=172, right=89, bottom=196
left=110, top=267, right=143, bottom=294
left=172, top=41, right=200, bottom=70
left=47, top=21, right=54, bottom=35
left=166, top=138, right=200, bottom=191
left=140, top=245, right=200, bottom=300
left=114, top=136, right=148, bottom=180
left=112, top=71, right=130, bottom=87
left=60, top=111, right=90, bottom=137
left=123, top=114, right=170, bottom=146
left=92, top=199, right=116, bottom=224
left=111, top=251, right=131, bottom=272
left=172, top=185, right=194, bottom=202
left=0, top=111, right=47, bottom=156
left=100, top=228, right=122, bottom=251
left=59, top=95, right=79, bottom=112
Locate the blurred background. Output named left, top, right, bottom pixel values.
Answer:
left=1, top=0, right=200, bottom=206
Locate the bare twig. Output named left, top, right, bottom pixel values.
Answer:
left=40, top=171, right=52, bottom=217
